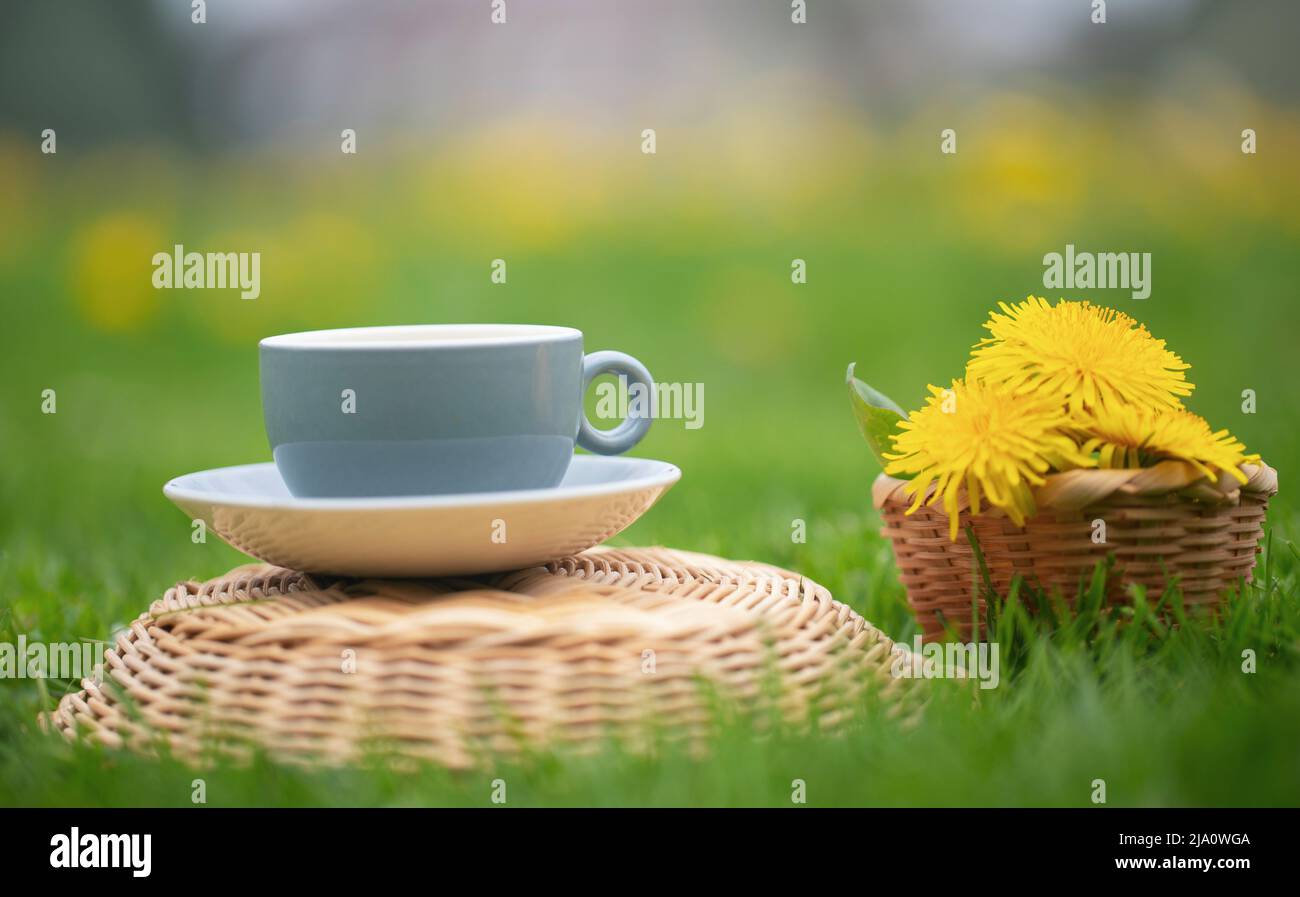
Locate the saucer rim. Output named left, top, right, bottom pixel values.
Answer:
left=164, top=455, right=681, bottom=512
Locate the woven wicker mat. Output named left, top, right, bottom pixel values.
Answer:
left=49, top=547, right=920, bottom=768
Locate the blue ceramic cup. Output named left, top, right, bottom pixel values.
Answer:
left=260, top=324, right=653, bottom=497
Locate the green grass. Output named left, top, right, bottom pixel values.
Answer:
left=3, top=104, right=1300, bottom=805
left=3, top=524, right=1299, bottom=807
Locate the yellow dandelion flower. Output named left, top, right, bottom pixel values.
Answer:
left=967, top=296, right=1193, bottom=413
left=885, top=378, right=1094, bottom=540
left=1077, top=404, right=1258, bottom=485
left=71, top=213, right=165, bottom=333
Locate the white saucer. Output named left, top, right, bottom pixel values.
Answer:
left=164, top=456, right=680, bottom=577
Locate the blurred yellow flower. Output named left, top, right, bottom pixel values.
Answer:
left=968, top=297, right=1193, bottom=413
left=885, top=378, right=1093, bottom=540
left=424, top=118, right=610, bottom=251
left=183, top=212, right=383, bottom=344
left=71, top=213, right=164, bottom=332
left=1077, top=404, right=1257, bottom=485
left=947, top=94, right=1088, bottom=252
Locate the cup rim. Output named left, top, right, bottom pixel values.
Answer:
left=260, top=323, right=582, bottom=350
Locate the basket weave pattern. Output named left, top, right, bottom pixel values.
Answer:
left=874, top=461, right=1278, bottom=641
left=49, top=547, right=918, bottom=768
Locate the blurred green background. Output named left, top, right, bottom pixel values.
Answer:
left=2, top=0, right=1299, bottom=806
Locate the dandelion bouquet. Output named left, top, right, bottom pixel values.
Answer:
left=849, top=297, right=1275, bottom=637
left=850, top=297, right=1259, bottom=540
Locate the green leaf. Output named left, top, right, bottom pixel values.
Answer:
left=846, top=362, right=910, bottom=476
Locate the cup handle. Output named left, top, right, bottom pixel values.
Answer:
left=577, top=351, right=654, bottom=455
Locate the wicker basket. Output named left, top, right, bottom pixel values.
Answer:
left=873, top=460, right=1279, bottom=641
left=48, top=547, right=923, bottom=768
